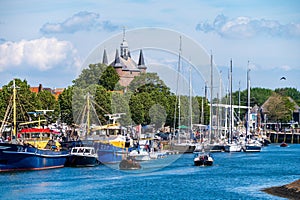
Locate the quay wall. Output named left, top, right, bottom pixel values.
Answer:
left=268, top=132, right=300, bottom=144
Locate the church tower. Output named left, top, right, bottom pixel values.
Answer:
left=104, top=28, right=147, bottom=88
left=120, top=28, right=130, bottom=60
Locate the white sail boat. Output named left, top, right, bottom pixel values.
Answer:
left=224, top=60, right=242, bottom=152
left=171, top=36, right=196, bottom=153
left=242, top=61, right=262, bottom=152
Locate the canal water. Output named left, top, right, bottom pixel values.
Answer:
left=0, top=144, right=299, bottom=199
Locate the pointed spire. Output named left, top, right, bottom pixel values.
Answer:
left=120, top=26, right=129, bottom=60
left=112, top=49, right=122, bottom=68
left=138, top=49, right=146, bottom=70
left=128, top=50, right=131, bottom=58
left=102, top=49, right=108, bottom=65
left=122, top=26, right=126, bottom=42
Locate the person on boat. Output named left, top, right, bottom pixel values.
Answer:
left=0, top=136, right=4, bottom=143
left=135, top=141, right=140, bottom=154
left=144, top=144, right=150, bottom=152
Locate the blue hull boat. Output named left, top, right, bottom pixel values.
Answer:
left=66, top=147, right=99, bottom=167
left=93, top=142, right=124, bottom=164
left=0, top=143, right=68, bottom=172
left=243, top=144, right=262, bottom=152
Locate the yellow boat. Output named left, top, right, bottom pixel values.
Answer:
left=19, top=128, right=61, bottom=150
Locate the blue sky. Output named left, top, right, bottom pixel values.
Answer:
left=0, top=0, right=299, bottom=94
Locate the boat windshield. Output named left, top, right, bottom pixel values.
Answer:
left=23, top=132, right=51, bottom=139
left=72, top=148, right=78, bottom=153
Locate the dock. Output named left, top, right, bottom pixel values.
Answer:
left=268, top=132, right=300, bottom=144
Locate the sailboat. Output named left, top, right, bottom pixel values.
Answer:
left=171, top=36, right=196, bottom=154
left=224, top=60, right=242, bottom=152
left=0, top=80, right=68, bottom=172
left=242, top=62, right=261, bottom=152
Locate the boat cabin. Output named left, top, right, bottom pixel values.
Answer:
left=71, top=147, right=96, bottom=156
left=18, top=128, right=60, bottom=149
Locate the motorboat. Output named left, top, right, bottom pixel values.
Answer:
left=66, top=146, right=99, bottom=167
left=194, top=153, right=214, bottom=166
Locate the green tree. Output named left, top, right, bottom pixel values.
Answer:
left=94, top=85, right=112, bottom=124
left=263, top=92, right=295, bottom=123
left=99, top=66, right=120, bottom=91
left=36, top=90, right=60, bottom=124
left=275, top=87, right=300, bottom=105
left=149, top=104, right=167, bottom=130
left=128, top=72, right=170, bottom=94
left=111, top=92, right=132, bottom=126
left=232, top=87, right=273, bottom=120
left=72, top=63, right=106, bottom=88
left=58, top=86, right=74, bottom=125
left=195, top=96, right=210, bottom=125
left=128, top=94, right=145, bottom=125
left=127, top=72, right=173, bottom=127
left=1, top=79, right=37, bottom=124
left=0, top=90, right=5, bottom=120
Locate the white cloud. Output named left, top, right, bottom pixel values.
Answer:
left=196, top=14, right=300, bottom=39
left=0, top=37, right=81, bottom=72
left=40, top=11, right=119, bottom=34
left=279, top=65, right=292, bottom=71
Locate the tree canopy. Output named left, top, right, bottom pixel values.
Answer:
left=72, top=63, right=106, bottom=88
left=263, top=92, right=295, bottom=123
left=99, top=66, right=121, bottom=91
left=1, top=69, right=300, bottom=129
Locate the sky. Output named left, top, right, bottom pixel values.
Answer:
left=1, top=0, right=300, bottom=95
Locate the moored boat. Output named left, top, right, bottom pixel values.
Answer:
left=242, top=139, right=262, bottom=152
left=0, top=142, right=68, bottom=172
left=224, top=141, right=242, bottom=152
left=243, top=143, right=262, bottom=152
left=0, top=80, right=68, bottom=172
left=66, top=146, right=99, bottom=167
left=129, top=144, right=151, bottom=161
left=93, top=134, right=129, bottom=164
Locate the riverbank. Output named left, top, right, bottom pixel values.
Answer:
left=262, top=179, right=300, bottom=199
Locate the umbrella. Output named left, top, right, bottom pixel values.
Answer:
left=178, top=125, right=188, bottom=129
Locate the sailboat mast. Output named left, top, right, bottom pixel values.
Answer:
left=230, top=59, right=233, bottom=143
left=238, top=81, right=241, bottom=122
left=87, top=92, right=90, bottom=138
left=201, top=95, right=204, bottom=125
left=209, top=53, right=213, bottom=143
left=177, top=36, right=182, bottom=143
left=13, top=79, right=17, bottom=138
left=246, top=61, right=251, bottom=139
left=189, top=65, right=192, bottom=132
left=218, top=71, right=222, bottom=139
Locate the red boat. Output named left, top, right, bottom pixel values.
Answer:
left=280, top=142, right=288, bottom=147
